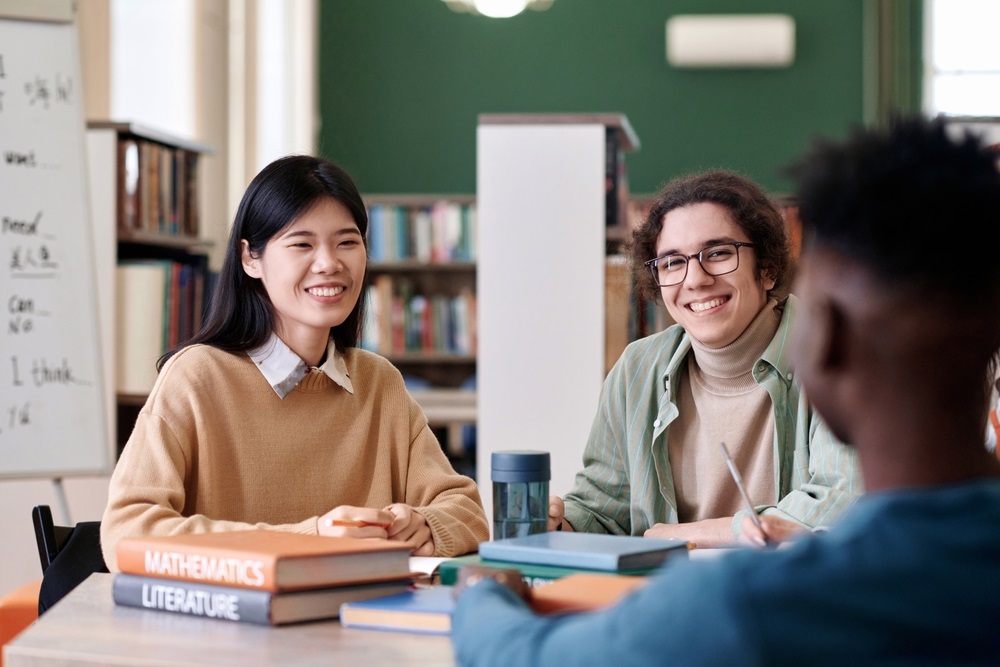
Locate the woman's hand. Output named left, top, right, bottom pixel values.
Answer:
left=384, top=502, right=435, bottom=556
left=317, top=505, right=393, bottom=538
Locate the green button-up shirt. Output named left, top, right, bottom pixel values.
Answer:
left=563, top=295, right=862, bottom=537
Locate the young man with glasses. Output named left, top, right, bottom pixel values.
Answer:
left=547, top=169, right=861, bottom=546
left=455, top=113, right=1000, bottom=667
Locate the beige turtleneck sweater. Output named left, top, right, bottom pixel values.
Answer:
left=669, top=299, right=780, bottom=522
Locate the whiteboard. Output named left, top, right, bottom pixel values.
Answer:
left=0, top=4, right=111, bottom=478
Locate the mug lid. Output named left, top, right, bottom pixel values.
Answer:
left=491, top=450, right=550, bottom=480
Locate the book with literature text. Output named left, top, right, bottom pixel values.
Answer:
left=477, top=531, right=689, bottom=572
left=112, top=572, right=410, bottom=626
left=116, top=530, right=413, bottom=592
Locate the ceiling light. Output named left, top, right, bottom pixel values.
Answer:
left=443, top=0, right=554, bottom=19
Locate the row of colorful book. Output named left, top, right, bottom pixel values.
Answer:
left=367, top=201, right=477, bottom=264
left=362, top=276, right=476, bottom=357
left=116, top=136, right=200, bottom=237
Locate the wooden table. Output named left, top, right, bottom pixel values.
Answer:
left=4, top=574, right=455, bottom=667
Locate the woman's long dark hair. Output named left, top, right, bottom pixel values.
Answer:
left=157, top=155, right=369, bottom=370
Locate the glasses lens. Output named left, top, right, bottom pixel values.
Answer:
left=653, top=255, right=687, bottom=286
left=700, top=244, right=740, bottom=276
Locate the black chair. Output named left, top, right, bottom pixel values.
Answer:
left=31, top=504, right=109, bottom=615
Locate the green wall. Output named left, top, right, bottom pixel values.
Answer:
left=318, top=0, right=866, bottom=196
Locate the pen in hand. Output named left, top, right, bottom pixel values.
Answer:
left=718, top=441, right=774, bottom=548
left=325, top=519, right=392, bottom=529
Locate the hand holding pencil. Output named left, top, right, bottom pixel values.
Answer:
left=318, top=506, right=394, bottom=537
left=719, top=441, right=806, bottom=548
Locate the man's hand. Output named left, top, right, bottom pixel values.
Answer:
left=738, top=514, right=805, bottom=548
left=643, top=517, right=734, bottom=548
left=547, top=495, right=574, bottom=532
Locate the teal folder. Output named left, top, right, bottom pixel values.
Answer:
left=477, top=531, right=689, bottom=571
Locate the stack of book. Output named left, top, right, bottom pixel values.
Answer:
left=112, top=530, right=414, bottom=626
left=439, top=531, right=690, bottom=587
left=338, top=572, right=652, bottom=635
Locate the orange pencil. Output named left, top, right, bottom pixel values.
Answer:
left=325, top=519, right=392, bottom=529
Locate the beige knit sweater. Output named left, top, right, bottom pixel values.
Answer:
left=101, top=344, right=489, bottom=570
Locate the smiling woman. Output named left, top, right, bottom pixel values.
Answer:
left=99, top=155, right=490, bottom=571
left=241, top=197, right=368, bottom=367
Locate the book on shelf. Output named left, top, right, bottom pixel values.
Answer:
left=339, top=584, right=455, bottom=635
left=436, top=554, right=659, bottom=588
left=117, top=136, right=142, bottom=231
left=115, top=529, right=413, bottom=592
left=361, top=274, right=477, bottom=357
left=115, top=260, right=170, bottom=394
left=115, top=258, right=208, bottom=393
left=112, top=572, right=411, bottom=626
left=477, top=531, right=689, bottom=572
left=89, top=123, right=205, bottom=238
left=366, top=200, right=477, bottom=264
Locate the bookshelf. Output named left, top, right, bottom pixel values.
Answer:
left=86, top=121, right=213, bottom=457
left=361, top=194, right=478, bottom=467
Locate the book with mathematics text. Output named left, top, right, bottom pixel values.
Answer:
left=477, top=531, right=689, bottom=572
left=437, top=554, right=658, bottom=588
left=115, top=530, right=413, bottom=592
left=112, top=572, right=411, bottom=626
left=339, top=585, right=455, bottom=635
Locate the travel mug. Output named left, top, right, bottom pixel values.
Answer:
left=491, top=450, right=550, bottom=539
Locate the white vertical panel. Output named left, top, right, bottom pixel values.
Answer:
left=110, top=0, right=196, bottom=136
left=476, top=123, right=606, bottom=535
left=256, top=0, right=316, bottom=171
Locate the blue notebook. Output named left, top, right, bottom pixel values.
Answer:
left=477, top=531, right=689, bottom=571
left=339, top=586, right=455, bottom=635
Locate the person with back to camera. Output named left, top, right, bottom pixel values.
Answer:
left=100, top=155, right=489, bottom=570
left=452, top=115, right=1000, bottom=665
left=548, top=169, right=861, bottom=546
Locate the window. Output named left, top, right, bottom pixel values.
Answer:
left=925, top=0, right=1000, bottom=117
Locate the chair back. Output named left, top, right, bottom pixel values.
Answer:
left=31, top=505, right=109, bottom=614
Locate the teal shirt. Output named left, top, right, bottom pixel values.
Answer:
left=563, top=295, right=861, bottom=537
left=454, top=481, right=1000, bottom=666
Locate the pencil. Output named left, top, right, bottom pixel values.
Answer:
left=718, top=441, right=773, bottom=546
left=325, top=519, right=392, bottom=529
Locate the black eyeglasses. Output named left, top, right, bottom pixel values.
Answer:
left=644, top=242, right=755, bottom=287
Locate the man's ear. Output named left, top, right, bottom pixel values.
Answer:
left=761, top=268, right=777, bottom=293
left=812, top=297, right=849, bottom=374
left=241, top=239, right=262, bottom=279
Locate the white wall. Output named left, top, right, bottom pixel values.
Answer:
left=476, top=122, right=607, bottom=534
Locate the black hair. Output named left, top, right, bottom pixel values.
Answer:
left=789, top=115, right=1000, bottom=300
left=626, top=169, right=790, bottom=304
left=158, top=155, right=369, bottom=370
